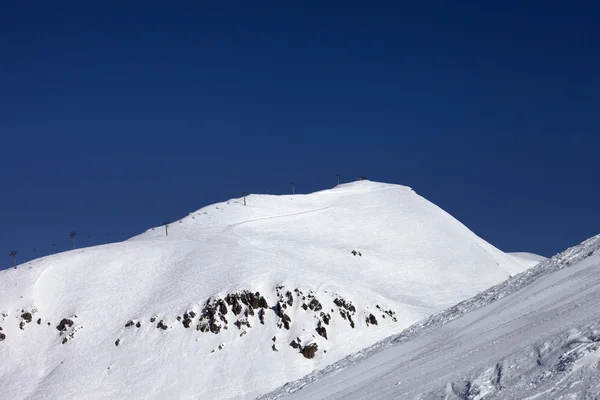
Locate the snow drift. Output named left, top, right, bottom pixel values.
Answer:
left=0, top=181, right=528, bottom=399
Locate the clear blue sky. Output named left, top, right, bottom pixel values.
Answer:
left=2, top=1, right=599, bottom=269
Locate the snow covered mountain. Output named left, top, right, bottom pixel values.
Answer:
left=0, top=181, right=530, bottom=400
left=508, top=252, right=547, bottom=263
left=508, top=252, right=547, bottom=269
left=261, top=234, right=600, bottom=400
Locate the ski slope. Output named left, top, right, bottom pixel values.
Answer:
left=261, top=234, right=600, bottom=400
left=0, top=181, right=530, bottom=399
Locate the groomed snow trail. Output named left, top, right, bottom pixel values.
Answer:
left=260, top=234, right=600, bottom=400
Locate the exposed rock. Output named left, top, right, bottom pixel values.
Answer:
left=272, top=336, right=276, bottom=342
left=218, top=301, right=228, bottom=315
left=37, top=318, right=41, bottom=325
left=258, top=309, right=265, bottom=324
left=182, top=312, right=193, bottom=328
left=150, top=316, right=157, bottom=323
left=258, top=296, right=268, bottom=309
left=320, top=312, right=331, bottom=325
left=334, top=298, right=356, bottom=313
left=197, top=321, right=209, bottom=332
left=19, top=321, right=25, bottom=330
left=281, top=313, right=291, bottom=330
left=47, top=322, right=51, bottom=326
left=272, top=344, right=278, bottom=352
left=290, top=340, right=299, bottom=349
left=0, top=332, right=5, bottom=341
left=188, top=311, right=196, bottom=318
left=156, top=320, right=168, bottom=330
left=21, top=313, right=32, bottom=323
left=234, top=318, right=251, bottom=330
left=301, top=343, right=319, bottom=359
left=285, top=291, right=293, bottom=307
left=308, top=298, right=322, bottom=312
left=366, top=314, right=378, bottom=326
left=57, top=318, right=74, bottom=332
left=62, top=337, right=68, bottom=345
left=316, top=323, right=328, bottom=339
left=210, top=322, right=221, bottom=334
left=115, top=339, right=120, bottom=346
left=231, top=301, right=242, bottom=315
left=125, top=320, right=134, bottom=328
left=302, top=304, right=308, bottom=311
left=136, top=321, right=141, bottom=328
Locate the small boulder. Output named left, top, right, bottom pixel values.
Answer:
left=115, top=339, right=120, bottom=346
left=367, top=314, right=378, bottom=326
left=57, top=318, right=74, bottom=332
left=0, top=332, right=5, bottom=342
left=156, top=320, right=168, bottom=330
left=301, top=343, right=318, bottom=359
left=290, top=340, right=299, bottom=349
left=316, top=324, right=328, bottom=340
left=21, top=313, right=32, bottom=323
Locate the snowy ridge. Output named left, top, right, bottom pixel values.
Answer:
left=507, top=252, right=546, bottom=269
left=0, top=181, right=530, bottom=399
left=260, top=234, right=600, bottom=399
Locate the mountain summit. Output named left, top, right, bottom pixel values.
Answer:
left=0, top=181, right=529, bottom=399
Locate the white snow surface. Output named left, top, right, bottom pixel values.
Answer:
left=0, top=181, right=528, bottom=400
left=508, top=252, right=547, bottom=268
left=261, top=234, right=600, bottom=400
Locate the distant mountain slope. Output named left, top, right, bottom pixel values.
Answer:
left=261, top=234, right=600, bottom=400
left=508, top=252, right=546, bottom=268
left=0, top=181, right=528, bottom=400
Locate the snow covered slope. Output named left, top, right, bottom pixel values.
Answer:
left=262, top=234, right=600, bottom=400
left=508, top=252, right=546, bottom=269
left=0, top=181, right=528, bottom=400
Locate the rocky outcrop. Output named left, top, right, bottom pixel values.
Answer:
left=334, top=297, right=356, bottom=328
left=9, top=287, right=396, bottom=358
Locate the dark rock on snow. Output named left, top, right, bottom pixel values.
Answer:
left=57, top=319, right=74, bottom=332
left=302, top=343, right=319, bottom=359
